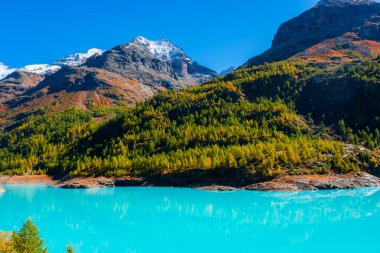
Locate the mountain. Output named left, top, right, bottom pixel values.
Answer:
left=231, top=0, right=380, bottom=133
left=246, top=0, right=380, bottom=66
left=1, top=37, right=216, bottom=116
left=219, top=66, right=236, bottom=76
left=0, top=49, right=104, bottom=104
left=84, top=36, right=217, bottom=87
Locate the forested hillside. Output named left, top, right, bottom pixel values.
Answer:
left=0, top=58, right=379, bottom=179
left=227, top=57, right=380, bottom=134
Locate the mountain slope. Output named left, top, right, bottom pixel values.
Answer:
left=246, top=0, right=380, bottom=66
left=226, top=0, right=380, bottom=142
left=290, top=33, right=380, bottom=64
left=225, top=58, right=380, bottom=134
left=0, top=71, right=45, bottom=104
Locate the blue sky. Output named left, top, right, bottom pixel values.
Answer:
left=0, top=0, right=333, bottom=72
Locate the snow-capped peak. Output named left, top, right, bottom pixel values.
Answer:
left=130, top=36, right=186, bottom=62
left=0, top=48, right=105, bottom=80
left=53, top=48, right=104, bottom=67
left=21, top=64, right=61, bottom=75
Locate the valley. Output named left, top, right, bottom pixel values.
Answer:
left=1, top=0, right=380, bottom=191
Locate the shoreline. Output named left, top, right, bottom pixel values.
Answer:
left=1, top=172, right=380, bottom=192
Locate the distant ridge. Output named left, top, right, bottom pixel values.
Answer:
left=316, top=0, right=375, bottom=7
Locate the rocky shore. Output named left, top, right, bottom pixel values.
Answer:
left=244, top=173, right=380, bottom=191
left=1, top=172, right=380, bottom=192
left=0, top=186, right=5, bottom=193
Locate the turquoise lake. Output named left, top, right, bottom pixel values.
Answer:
left=1, top=185, right=380, bottom=253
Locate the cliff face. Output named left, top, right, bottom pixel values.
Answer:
left=246, top=0, right=380, bottom=66
left=84, top=37, right=217, bottom=89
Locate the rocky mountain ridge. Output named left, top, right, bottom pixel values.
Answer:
left=316, top=0, right=375, bottom=7
left=246, top=0, right=380, bottom=66
left=0, top=48, right=105, bottom=104
left=0, top=48, right=104, bottom=81
left=0, top=37, right=217, bottom=115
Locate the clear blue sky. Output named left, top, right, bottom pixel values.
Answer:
left=1, top=0, right=325, bottom=72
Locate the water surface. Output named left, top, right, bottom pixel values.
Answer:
left=1, top=185, right=379, bottom=253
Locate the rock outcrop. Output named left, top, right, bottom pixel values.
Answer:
left=0, top=71, right=45, bottom=103
left=245, top=172, right=380, bottom=192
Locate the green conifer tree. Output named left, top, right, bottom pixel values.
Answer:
left=12, top=219, right=48, bottom=253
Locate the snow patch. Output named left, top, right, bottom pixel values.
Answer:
left=130, top=36, right=188, bottom=62
left=54, top=48, right=104, bottom=67
left=21, top=64, right=61, bottom=75
left=1, top=48, right=104, bottom=78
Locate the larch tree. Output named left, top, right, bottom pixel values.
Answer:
left=12, top=219, right=48, bottom=253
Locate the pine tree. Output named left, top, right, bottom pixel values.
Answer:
left=338, top=119, right=347, bottom=136
left=66, top=244, right=74, bottom=253
left=12, top=219, right=48, bottom=253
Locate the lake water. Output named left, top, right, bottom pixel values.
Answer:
left=0, top=185, right=379, bottom=253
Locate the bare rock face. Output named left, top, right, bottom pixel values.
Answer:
left=84, top=37, right=217, bottom=90
left=0, top=71, right=44, bottom=103
left=0, top=186, right=5, bottom=193
left=246, top=0, right=380, bottom=66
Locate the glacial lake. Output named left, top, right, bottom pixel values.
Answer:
left=0, top=185, right=380, bottom=253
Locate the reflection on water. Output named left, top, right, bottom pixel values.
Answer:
left=1, top=186, right=380, bottom=253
